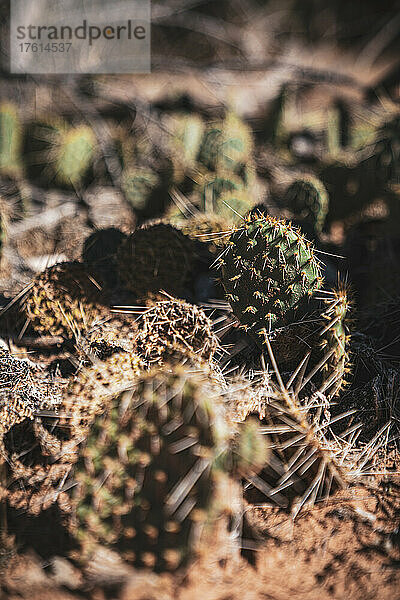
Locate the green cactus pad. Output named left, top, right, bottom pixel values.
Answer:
left=121, top=167, right=162, bottom=212
left=22, top=261, right=109, bottom=338
left=24, top=119, right=96, bottom=187
left=0, top=103, right=22, bottom=177
left=220, top=213, right=323, bottom=341
left=320, top=286, right=351, bottom=397
left=117, top=223, right=194, bottom=299
left=284, top=175, right=329, bottom=235
left=68, top=368, right=220, bottom=571
left=166, top=113, right=204, bottom=183
left=199, top=112, right=254, bottom=176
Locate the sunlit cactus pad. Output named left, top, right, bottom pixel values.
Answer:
left=220, top=213, right=323, bottom=340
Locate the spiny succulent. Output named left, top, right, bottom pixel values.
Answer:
left=82, top=227, right=127, bottom=288
left=178, top=213, right=232, bottom=255
left=135, top=298, right=220, bottom=367
left=24, top=119, right=96, bottom=187
left=121, top=166, right=163, bottom=213
left=0, top=103, right=22, bottom=177
left=319, top=286, right=351, bottom=398
left=0, top=346, right=62, bottom=439
left=220, top=212, right=323, bottom=343
left=3, top=416, right=75, bottom=516
left=243, top=376, right=348, bottom=515
left=165, top=113, right=204, bottom=183
left=195, top=171, right=243, bottom=213
left=216, top=188, right=255, bottom=223
left=284, top=175, right=329, bottom=236
left=199, top=112, right=254, bottom=177
left=225, top=417, right=270, bottom=479
left=117, top=224, right=194, bottom=300
left=55, top=350, right=143, bottom=441
left=66, top=367, right=222, bottom=571
left=22, top=261, right=109, bottom=338
left=76, top=319, right=137, bottom=361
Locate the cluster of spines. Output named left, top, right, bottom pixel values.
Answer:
left=220, top=212, right=323, bottom=341
left=244, top=382, right=348, bottom=515
left=134, top=298, right=220, bottom=367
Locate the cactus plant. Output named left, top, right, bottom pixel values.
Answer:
left=196, top=171, right=243, bottom=211
left=216, top=189, right=255, bottom=223
left=24, top=119, right=96, bottom=188
left=225, top=417, right=270, bottom=479
left=193, top=171, right=254, bottom=222
left=178, top=213, right=232, bottom=256
left=319, top=286, right=351, bottom=398
left=56, top=349, right=143, bottom=441
left=0, top=346, right=62, bottom=438
left=135, top=298, right=220, bottom=367
left=199, top=112, right=254, bottom=178
left=121, top=166, right=163, bottom=213
left=67, top=368, right=222, bottom=571
left=284, top=175, right=329, bottom=236
left=0, top=103, right=22, bottom=177
left=22, top=261, right=109, bottom=338
left=220, top=212, right=323, bottom=343
left=165, top=113, right=204, bottom=183
left=82, top=227, right=127, bottom=288
left=117, top=223, right=194, bottom=300
left=243, top=379, right=348, bottom=515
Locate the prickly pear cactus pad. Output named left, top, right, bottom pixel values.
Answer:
left=23, top=261, right=109, bottom=338
left=121, top=167, right=162, bottom=212
left=56, top=350, right=143, bottom=440
left=220, top=213, right=323, bottom=341
left=320, top=286, right=351, bottom=397
left=0, top=103, right=21, bottom=176
left=67, top=368, right=219, bottom=571
left=179, top=213, right=232, bottom=255
left=24, top=119, right=96, bottom=187
left=284, top=175, right=329, bottom=235
left=135, top=298, right=220, bottom=366
left=0, top=346, right=62, bottom=438
left=117, top=224, right=194, bottom=299
left=199, top=112, right=254, bottom=175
